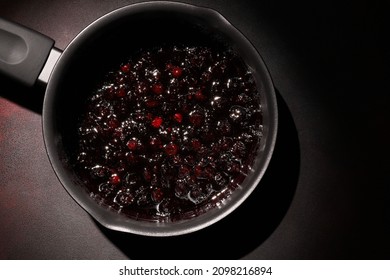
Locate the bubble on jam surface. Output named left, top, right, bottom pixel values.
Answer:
left=157, top=198, right=174, bottom=217
left=98, top=182, right=115, bottom=197
left=74, top=45, right=263, bottom=222
left=91, top=165, right=110, bottom=178
left=229, top=105, right=247, bottom=123
left=114, top=189, right=135, bottom=207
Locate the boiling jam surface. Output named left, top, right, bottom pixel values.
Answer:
left=74, top=46, right=263, bottom=222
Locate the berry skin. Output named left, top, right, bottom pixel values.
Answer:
left=110, top=173, right=121, bottom=185
left=173, top=113, right=183, bottom=123
left=171, top=66, right=183, bottom=78
left=117, top=87, right=127, bottom=97
left=126, top=138, right=139, bottom=150
left=151, top=117, right=163, bottom=128
left=194, top=90, right=206, bottom=101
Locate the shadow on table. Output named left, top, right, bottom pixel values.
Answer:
left=96, top=89, right=300, bottom=259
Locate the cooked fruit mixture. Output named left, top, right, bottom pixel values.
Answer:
left=74, top=45, right=263, bottom=221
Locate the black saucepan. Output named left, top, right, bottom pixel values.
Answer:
left=0, top=1, right=277, bottom=236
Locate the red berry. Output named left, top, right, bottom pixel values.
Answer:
left=110, top=173, right=121, bottom=185
left=152, top=83, right=164, bottom=94
left=189, top=111, right=204, bottom=126
left=126, top=138, right=138, bottom=150
left=151, top=116, right=163, bottom=128
left=173, top=113, right=183, bottom=123
left=171, top=66, right=183, bottom=78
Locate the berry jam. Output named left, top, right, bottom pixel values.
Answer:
left=74, top=46, right=263, bottom=222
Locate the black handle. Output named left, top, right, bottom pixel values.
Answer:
left=0, top=18, right=54, bottom=87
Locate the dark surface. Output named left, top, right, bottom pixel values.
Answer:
left=0, top=0, right=388, bottom=259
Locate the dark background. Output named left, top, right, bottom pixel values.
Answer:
left=0, top=0, right=388, bottom=259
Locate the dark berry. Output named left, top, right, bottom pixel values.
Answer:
left=194, top=165, right=203, bottom=177
left=107, top=116, right=120, bottom=129
left=117, top=87, right=127, bottom=97
left=189, top=110, right=204, bottom=127
left=165, top=142, right=179, bottom=156
left=126, top=138, right=139, bottom=150
left=126, top=152, right=140, bottom=165
left=178, top=165, right=191, bottom=178
left=191, top=139, right=202, bottom=150
left=152, top=188, right=164, bottom=203
left=149, top=136, right=163, bottom=150
left=145, top=98, right=160, bottom=108
left=152, top=83, right=164, bottom=94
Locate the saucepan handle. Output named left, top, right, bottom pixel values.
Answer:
left=0, top=17, right=56, bottom=87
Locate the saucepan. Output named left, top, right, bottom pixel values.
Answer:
left=0, top=1, right=277, bottom=236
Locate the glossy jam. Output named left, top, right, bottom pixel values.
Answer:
left=74, top=46, right=263, bottom=222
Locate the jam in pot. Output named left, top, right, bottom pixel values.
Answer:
left=74, top=45, right=263, bottom=222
